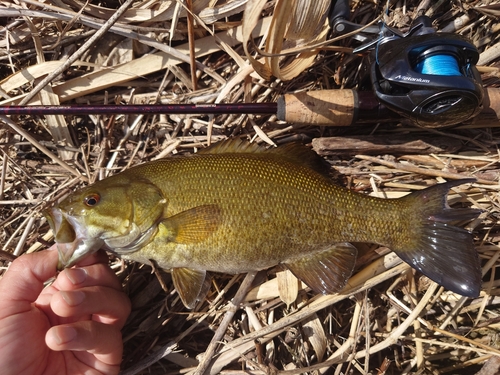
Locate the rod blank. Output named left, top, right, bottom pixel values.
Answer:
left=0, top=103, right=278, bottom=116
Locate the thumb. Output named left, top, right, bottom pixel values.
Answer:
left=0, top=247, right=59, bottom=318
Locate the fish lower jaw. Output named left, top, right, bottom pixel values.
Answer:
left=56, top=237, right=105, bottom=269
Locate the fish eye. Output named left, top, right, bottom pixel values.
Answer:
left=84, top=193, right=100, bottom=207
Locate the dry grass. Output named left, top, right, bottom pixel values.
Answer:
left=2, top=0, right=500, bottom=374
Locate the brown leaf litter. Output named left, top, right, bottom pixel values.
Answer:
left=2, top=0, right=500, bottom=374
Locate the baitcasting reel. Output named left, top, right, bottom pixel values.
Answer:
left=331, top=5, right=484, bottom=128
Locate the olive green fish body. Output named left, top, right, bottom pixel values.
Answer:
left=45, top=141, right=482, bottom=308
left=121, top=153, right=401, bottom=270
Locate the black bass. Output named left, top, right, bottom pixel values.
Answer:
left=45, top=140, right=482, bottom=307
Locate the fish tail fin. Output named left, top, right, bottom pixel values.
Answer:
left=394, top=179, right=482, bottom=297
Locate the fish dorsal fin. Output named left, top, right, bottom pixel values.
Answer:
left=161, top=204, right=222, bottom=244
left=197, top=138, right=265, bottom=154
left=171, top=268, right=209, bottom=309
left=284, top=242, right=357, bottom=294
left=198, top=139, right=330, bottom=176
left=268, top=142, right=331, bottom=176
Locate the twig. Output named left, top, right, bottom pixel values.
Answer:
left=192, top=271, right=258, bottom=375
left=1, top=4, right=223, bottom=84
left=18, top=0, right=136, bottom=105
left=0, top=151, right=7, bottom=201
left=355, top=283, right=439, bottom=360
left=0, top=115, right=86, bottom=180
left=355, top=154, right=497, bottom=185
left=430, top=325, right=500, bottom=357
left=185, top=0, right=198, bottom=91
left=120, top=341, right=176, bottom=375
left=0, top=250, right=17, bottom=263
left=207, top=256, right=408, bottom=374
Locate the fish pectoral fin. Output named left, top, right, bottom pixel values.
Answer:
left=161, top=204, right=222, bottom=244
left=171, top=268, right=209, bottom=309
left=284, top=243, right=357, bottom=295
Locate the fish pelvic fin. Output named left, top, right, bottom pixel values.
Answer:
left=395, top=179, right=482, bottom=298
left=171, top=268, right=210, bottom=309
left=161, top=204, right=222, bottom=244
left=284, top=242, right=357, bottom=294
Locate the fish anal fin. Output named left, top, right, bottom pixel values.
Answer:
left=161, top=204, right=222, bottom=244
left=285, top=243, right=357, bottom=295
left=171, top=268, right=209, bottom=309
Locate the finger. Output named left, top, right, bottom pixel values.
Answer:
left=45, top=321, right=123, bottom=369
left=0, top=248, right=58, bottom=318
left=53, top=262, right=122, bottom=293
left=51, top=286, right=131, bottom=328
left=75, top=249, right=110, bottom=268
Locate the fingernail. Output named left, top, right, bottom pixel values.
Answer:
left=65, top=268, right=87, bottom=285
left=61, top=290, right=85, bottom=306
left=54, top=326, right=77, bottom=345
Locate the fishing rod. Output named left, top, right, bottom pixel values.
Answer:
left=0, top=90, right=398, bottom=126
left=0, top=6, right=496, bottom=129
left=2, top=88, right=499, bottom=128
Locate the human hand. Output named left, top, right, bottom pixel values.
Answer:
left=0, top=246, right=131, bottom=375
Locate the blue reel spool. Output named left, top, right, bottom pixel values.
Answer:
left=414, top=54, right=462, bottom=76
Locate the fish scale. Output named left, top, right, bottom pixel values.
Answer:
left=127, top=155, right=342, bottom=265
left=45, top=140, right=482, bottom=308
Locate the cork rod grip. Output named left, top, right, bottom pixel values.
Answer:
left=277, top=89, right=358, bottom=126
left=475, top=87, right=500, bottom=127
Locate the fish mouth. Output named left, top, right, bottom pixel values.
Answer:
left=44, top=207, right=104, bottom=270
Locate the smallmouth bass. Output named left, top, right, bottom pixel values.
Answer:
left=45, top=140, right=482, bottom=308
